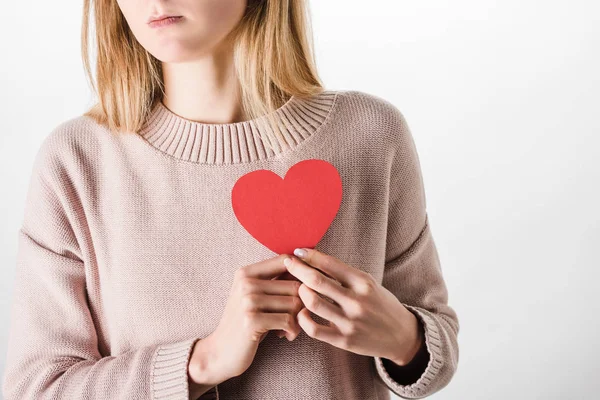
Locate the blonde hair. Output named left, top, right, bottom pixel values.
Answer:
left=81, top=0, right=325, bottom=151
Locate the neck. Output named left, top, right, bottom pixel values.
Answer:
left=161, top=43, right=243, bottom=126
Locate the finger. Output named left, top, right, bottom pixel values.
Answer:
left=298, top=284, right=348, bottom=329
left=245, top=277, right=301, bottom=296
left=239, top=253, right=292, bottom=280
left=284, top=256, right=351, bottom=306
left=293, top=248, right=364, bottom=289
left=273, top=270, right=301, bottom=282
left=242, top=293, right=304, bottom=314
left=296, top=308, right=346, bottom=348
left=252, top=312, right=301, bottom=340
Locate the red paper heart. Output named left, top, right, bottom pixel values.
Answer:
left=231, top=159, right=343, bottom=255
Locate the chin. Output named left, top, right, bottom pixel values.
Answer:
left=148, top=36, right=220, bottom=64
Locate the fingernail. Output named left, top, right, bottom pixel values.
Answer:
left=283, top=257, right=292, bottom=267
left=294, top=248, right=307, bottom=258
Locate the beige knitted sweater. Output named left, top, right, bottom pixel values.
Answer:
left=2, top=89, right=459, bottom=399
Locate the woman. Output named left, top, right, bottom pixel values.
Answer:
left=2, top=0, right=459, bottom=399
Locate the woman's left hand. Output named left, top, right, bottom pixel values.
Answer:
left=282, top=247, right=424, bottom=366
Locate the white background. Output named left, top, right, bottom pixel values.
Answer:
left=1, top=1, right=599, bottom=399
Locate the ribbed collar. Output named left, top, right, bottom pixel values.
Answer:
left=137, top=89, right=338, bottom=164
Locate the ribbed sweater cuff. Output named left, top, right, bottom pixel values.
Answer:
left=374, top=304, right=444, bottom=398
left=151, top=338, right=200, bottom=399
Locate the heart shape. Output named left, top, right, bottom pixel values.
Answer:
left=231, top=159, right=343, bottom=255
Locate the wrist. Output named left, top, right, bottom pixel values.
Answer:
left=188, top=336, right=223, bottom=388
left=390, top=311, right=425, bottom=366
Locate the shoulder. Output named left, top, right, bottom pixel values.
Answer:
left=30, top=113, right=109, bottom=189
left=36, top=113, right=107, bottom=157
left=332, top=89, right=412, bottom=143
left=331, top=89, right=415, bottom=152
left=333, top=90, right=407, bottom=121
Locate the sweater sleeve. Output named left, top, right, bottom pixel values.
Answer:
left=372, top=108, right=460, bottom=399
left=2, top=131, right=201, bottom=399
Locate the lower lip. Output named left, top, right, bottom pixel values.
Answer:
left=149, top=16, right=183, bottom=28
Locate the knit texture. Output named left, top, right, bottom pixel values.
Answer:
left=2, top=89, right=459, bottom=399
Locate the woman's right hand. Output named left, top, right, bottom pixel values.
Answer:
left=188, top=253, right=304, bottom=387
